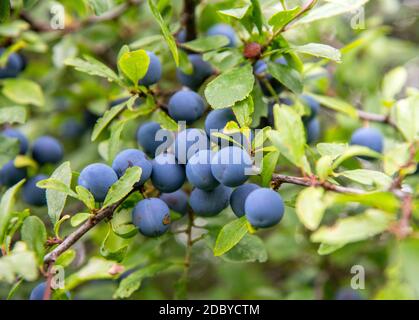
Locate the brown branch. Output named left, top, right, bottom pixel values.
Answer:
left=357, top=110, right=398, bottom=130
left=182, top=0, right=197, bottom=41
left=271, top=173, right=365, bottom=194
left=43, top=188, right=139, bottom=266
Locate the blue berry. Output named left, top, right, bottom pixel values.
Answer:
left=168, top=90, right=205, bottom=123
left=78, top=163, right=118, bottom=202
left=132, top=198, right=171, bottom=237
left=160, top=189, right=188, bottom=215
left=151, top=153, right=186, bottom=193
left=186, top=149, right=219, bottom=191
left=350, top=127, right=384, bottom=154
left=60, top=118, right=85, bottom=139
left=0, top=160, right=27, bottom=187
left=230, top=183, right=260, bottom=218
left=210, top=146, right=252, bottom=187
left=245, top=188, right=284, bottom=228
left=139, top=51, right=162, bottom=86
left=207, top=23, right=237, bottom=47
left=176, top=54, right=213, bottom=91
left=136, top=121, right=173, bottom=157
left=189, top=185, right=232, bottom=217
left=306, top=117, right=320, bottom=144
left=22, top=174, right=48, bottom=207
left=0, top=48, right=24, bottom=79
left=31, top=136, right=64, bottom=165
left=174, top=128, right=210, bottom=164
left=112, top=149, right=152, bottom=185
left=2, top=128, right=29, bottom=154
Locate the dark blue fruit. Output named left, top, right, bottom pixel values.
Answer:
left=189, top=185, right=232, bottom=217
left=176, top=29, right=187, bottom=43
left=29, top=282, right=47, bottom=300
left=254, top=58, right=286, bottom=96
left=207, top=23, right=237, bottom=47
left=0, top=48, right=24, bottom=79
left=230, top=183, right=260, bottom=218
left=139, top=51, right=162, bottom=87
left=60, top=118, right=85, bottom=139
left=168, top=90, right=205, bottom=123
left=132, top=198, right=171, bottom=237
left=0, top=160, right=27, bottom=187
left=176, top=54, right=213, bottom=91
left=2, top=128, right=29, bottom=154
left=78, top=163, right=118, bottom=202
left=210, top=146, right=252, bottom=187
left=186, top=150, right=219, bottom=191
left=174, top=128, right=210, bottom=164
left=22, top=174, right=47, bottom=207
left=245, top=188, right=284, bottom=228
left=31, top=136, right=64, bottom=165
left=204, top=108, right=236, bottom=141
left=151, top=153, right=186, bottom=193
left=84, top=110, right=100, bottom=128
left=136, top=121, right=172, bottom=157
left=301, top=95, right=320, bottom=122
left=111, top=149, right=152, bottom=185
left=306, top=118, right=320, bottom=144
left=160, top=189, right=188, bottom=215
left=350, top=127, right=384, bottom=154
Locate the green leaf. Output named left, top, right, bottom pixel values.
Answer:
left=55, top=250, right=76, bottom=267
left=220, top=233, right=268, bottom=263
left=65, top=257, right=117, bottom=290
left=205, top=64, right=255, bottom=109
left=250, top=0, right=264, bottom=34
left=0, top=135, right=19, bottom=167
left=316, top=155, right=333, bottom=181
left=268, top=6, right=300, bottom=32
left=75, top=186, right=96, bottom=211
left=108, top=120, right=126, bottom=163
left=46, top=162, right=73, bottom=225
left=103, top=167, right=142, bottom=207
left=267, top=105, right=306, bottom=168
left=91, top=101, right=126, bottom=141
left=0, top=0, right=10, bottom=22
left=317, top=142, right=348, bottom=159
left=332, top=145, right=382, bottom=169
left=292, top=43, right=341, bottom=62
left=21, top=216, right=47, bottom=264
left=153, top=109, right=178, bottom=131
left=218, top=5, right=251, bottom=19
left=383, top=143, right=413, bottom=176
left=70, top=212, right=91, bottom=227
left=296, top=187, right=326, bottom=230
left=337, top=169, right=392, bottom=189
left=399, top=239, right=419, bottom=297
left=232, top=96, right=254, bottom=127
left=0, top=180, right=25, bottom=244
left=392, top=96, right=419, bottom=142
left=118, top=49, right=150, bottom=86
left=267, top=61, right=303, bottom=94
left=306, top=93, right=358, bottom=118
left=261, top=151, right=279, bottom=187
left=0, top=242, right=38, bottom=283
left=111, top=207, right=138, bottom=239
left=2, top=79, right=44, bottom=107
left=100, top=224, right=128, bottom=262
left=114, top=262, right=172, bottom=299
left=23, top=0, right=39, bottom=9
left=147, top=0, right=179, bottom=65
left=182, top=35, right=230, bottom=52
left=294, top=0, right=369, bottom=26
left=65, top=55, right=121, bottom=83
left=330, top=192, right=399, bottom=213
left=214, top=217, right=249, bottom=256
left=317, top=243, right=344, bottom=255
left=382, top=67, right=407, bottom=101
left=36, top=178, right=79, bottom=199
left=311, top=209, right=393, bottom=246
left=0, top=106, right=27, bottom=124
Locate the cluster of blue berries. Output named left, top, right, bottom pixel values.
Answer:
left=0, top=128, right=63, bottom=207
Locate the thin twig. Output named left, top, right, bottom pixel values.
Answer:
left=357, top=110, right=398, bottom=130
left=182, top=0, right=197, bottom=41
left=271, top=173, right=365, bottom=194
